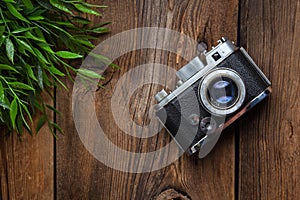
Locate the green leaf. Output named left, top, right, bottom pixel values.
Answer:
left=0, top=0, right=110, bottom=135
left=0, top=81, right=4, bottom=102
left=15, top=38, right=35, bottom=55
left=56, top=51, right=83, bottom=59
left=74, top=38, right=94, bottom=48
left=36, top=115, right=46, bottom=133
left=33, top=48, right=50, bottom=64
left=0, top=101, right=10, bottom=109
left=74, top=4, right=101, bottom=16
left=40, top=22, right=73, bottom=38
left=89, top=52, right=112, bottom=65
left=22, top=0, right=34, bottom=8
left=109, top=63, right=120, bottom=69
left=38, top=43, right=54, bottom=54
left=5, top=38, right=14, bottom=63
left=0, top=19, right=12, bottom=24
left=50, top=0, right=73, bottom=15
left=3, top=0, right=16, bottom=3
left=89, top=27, right=110, bottom=34
left=20, top=102, right=32, bottom=122
left=28, top=15, right=44, bottom=21
left=10, top=97, right=18, bottom=129
left=50, top=122, right=63, bottom=134
left=36, top=0, right=52, bottom=10
left=15, top=41, right=28, bottom=56
left=34, top=28, right=46, bottom=41
left=24, top=31, right=46, bottom=42
left=82, top=2, right=107, bottom=8
left=0, top=35, right=5, bottom=47
left=25, top=65, right=38, bottom=81
left=47, top=66, right=65, bottom=76
left=19, top=106, right=32, bottom=134
left=72, top=17, right=91, bottom=25
left=12, top=27, right=35, bottom=34
left=6, top=3, right=30, bottom=23
left=16, top=115, right=24, bottom=135
left=37, top=65, right=43, bottom=89
left=0, top=64, right=18, bottom=73
left=51, top=21, right=74, bottom=27
left=0, top=26, right=5, bottom=36
left=8, top=82, right=35, bottom=90
left=77, top=68, right=104, bottom=79
left=46, top=104, right=61, bottom=115
left=51, top=74, right=67, bottom=89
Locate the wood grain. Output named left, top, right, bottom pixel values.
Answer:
left=0, top=95, right=54, bottom=200
left=239, top=0, right=300, bottom=199
left=1, top=1, right=299, bottom=200
left=56, top=0, right=238, bottom=199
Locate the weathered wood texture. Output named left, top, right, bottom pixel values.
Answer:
left=0, top=95, right=54, bottom=200
left=239, top=0, right=300, bottom=199
left=1, top=0, right=299, bottom=200
left=56, top=0, right=238, bottom=199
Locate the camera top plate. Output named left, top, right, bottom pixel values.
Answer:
left=155, top=38, right=238, bottom=110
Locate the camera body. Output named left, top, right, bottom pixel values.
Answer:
left=154, top=38, right=271, bottom=158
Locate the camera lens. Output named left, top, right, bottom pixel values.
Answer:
left=199, top=69, right=246, bottom=115
left=207, top=77, right=238, bottom=109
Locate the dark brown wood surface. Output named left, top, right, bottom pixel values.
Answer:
left=239, top=0, right=300, bottom=199
left=0, top=0, right=299, bottom=199
left=0, top=95, right=54, bottom=200
left=56, top=0, right=238, bottom=199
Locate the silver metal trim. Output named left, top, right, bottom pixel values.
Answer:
left=189, top=86, right=272, bottom=154
left=222, top=86, right=272, bottom=129
left=156, top=40, right=237, bottom=110
left=240, top=47, right=271, bottom=85
left=190, top=136, right=207, bottom=154
left=155, top=89, right=168, bottom=102
left=176, top=57, right=206, bottom=82
left=154, top=38, right=272, bottom=157
left=199, top=68, right=246, bottom=116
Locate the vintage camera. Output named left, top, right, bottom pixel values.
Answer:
left=154, top=38, right=271, bottom=158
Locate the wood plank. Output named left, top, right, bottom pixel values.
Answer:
left=239, top=0, right=300, bottom=199
left=0, top=95, right=54, bottom=200
left=56, top=0, right=238, bottom=199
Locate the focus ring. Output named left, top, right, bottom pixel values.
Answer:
left=199, top=68, right=246, bottom=116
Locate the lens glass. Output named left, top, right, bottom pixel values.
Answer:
left=207, top=77, right=238, bottom=109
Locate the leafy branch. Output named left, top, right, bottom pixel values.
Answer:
left=0, top=0, right=111, bottom=136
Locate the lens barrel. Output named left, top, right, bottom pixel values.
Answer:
left=199, top=68, right=246, bottom=115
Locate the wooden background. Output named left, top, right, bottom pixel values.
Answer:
left=1, top=0, right=299, bottom=199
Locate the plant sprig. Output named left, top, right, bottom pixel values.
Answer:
left=0, top=0, right=110, bottom=136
